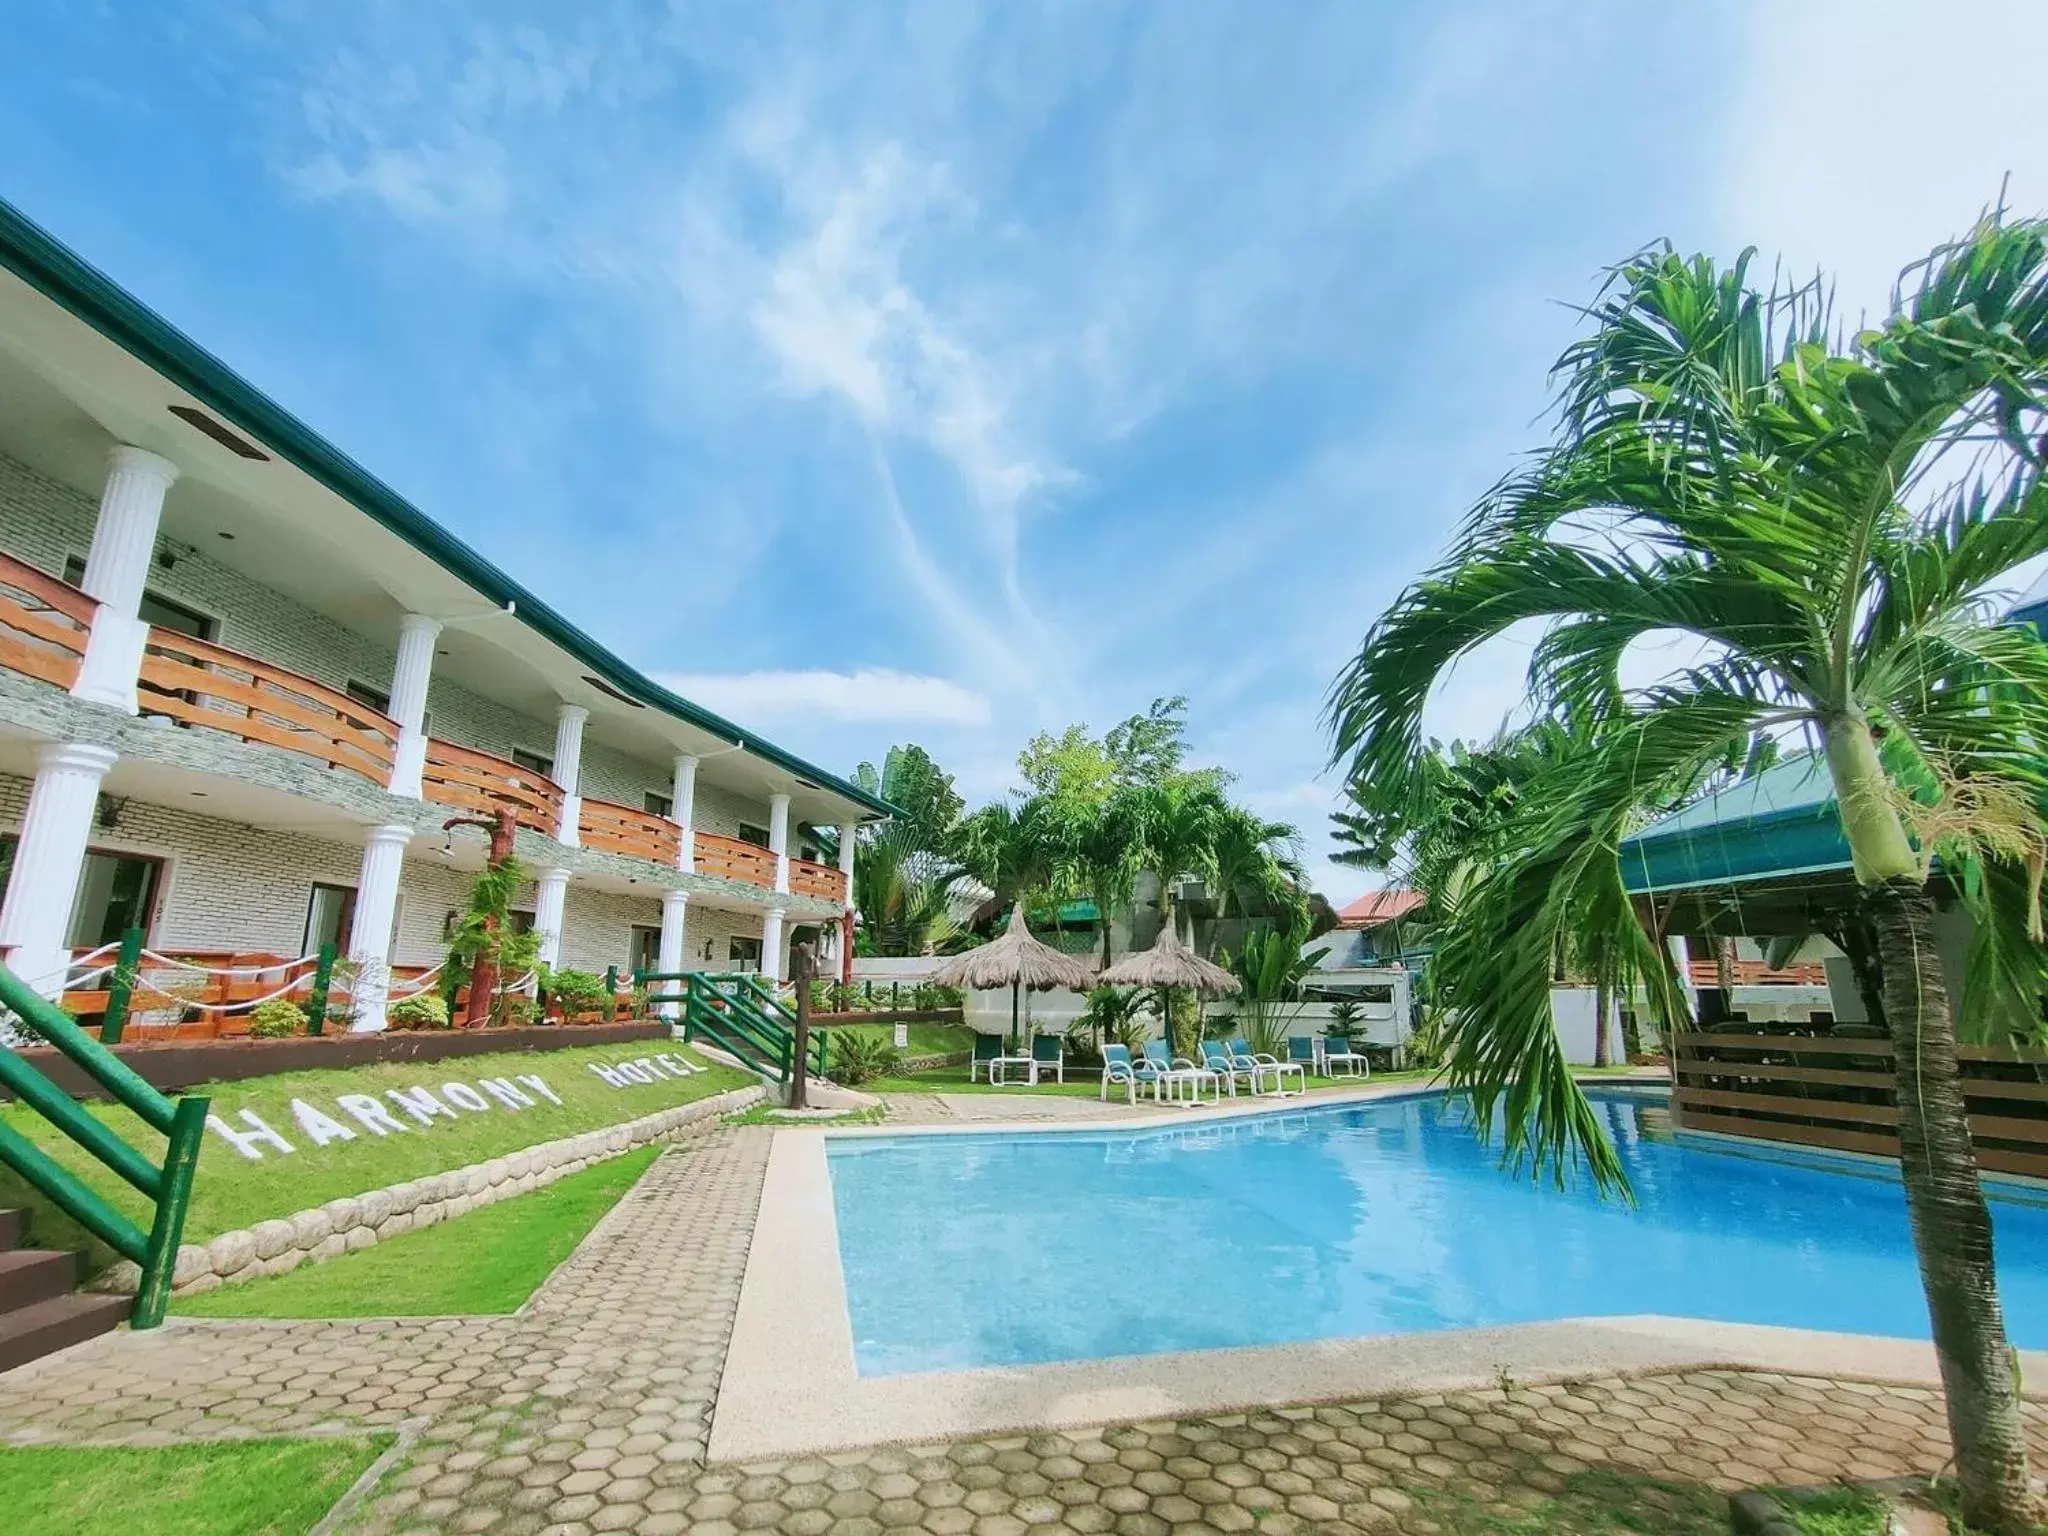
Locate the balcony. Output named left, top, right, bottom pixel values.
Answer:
left=790, top=856, right=849, bottom=903
left=420, top=739, right=565, bottom=837
left=693, top=829, right=777, bottom=888
left=0, top=555, right=849, bottom=903
left=579, top=796, right=681, bottom=865
left=140, top=629, right=399, bottom=785
left=0, top=550, right=95, bottom=690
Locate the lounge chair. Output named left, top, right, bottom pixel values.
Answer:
left=1230, top=1036, right=1305, bottom=1096
left=1287, top=1036, right=1320, bottom=1077
left=1321, top=1034, right=1371, bottom=1078
left=970, top=1033, right=1005, bottom=1083
left=1198, top=1039, right=1258, bottom=1096
left=1101, top=1043, right=1158, bottom=1103
left=1031, top=1033, right=1065, bottom=1084
left=1144, top=1039, right=1221, bottom=1104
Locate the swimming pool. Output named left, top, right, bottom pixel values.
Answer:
left=825, top=1091, right=2048, bottom=1377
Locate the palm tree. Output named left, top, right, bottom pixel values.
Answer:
left=1209, top=805, right=1309, bottom=932
left=1043, top=788, right=1145, bottom=969
left=955, top=797, right=1062, bottom=925
left=1127, top=779, right=1227, bottom=947
left=1327, top=214, right=2048, bottom=1532
left=851, top=823, right=959, bottom=957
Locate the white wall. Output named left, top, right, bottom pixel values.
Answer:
left=1550, top=987, right=1627, bottom=1066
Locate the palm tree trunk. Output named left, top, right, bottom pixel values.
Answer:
left=1867, top=878, right=2042, bottom=1533
left=1824, top=715, right=2041, bottom=1532
left=1592, top=977, right=1611, bottom=1068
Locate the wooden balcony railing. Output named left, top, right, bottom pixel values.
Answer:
left=139, top=629, right=398, bottom=784
left=0, top=551, right=95, bottom=690
left=789, top=857, right=849, bottom=902
left=579, top=797, right=681, bottom=865
left=694, top=829, right=778, bottom=888
left=421, top=739, right=565, bottom=836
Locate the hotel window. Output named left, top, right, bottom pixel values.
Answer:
left=510, top=747, right=554, bottom=781
left=643, top=790, right=672, bottom=818
left=736, top=822, right=770, bottom=849
left=727, top=936, right=763, bottom=972
left=0, top=837, right=163, bottom=950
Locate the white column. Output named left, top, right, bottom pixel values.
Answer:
left=552, top=704, right=588, bottom=846
left=836, top=821, right=856, bottom=902
left=385, top=613, right=441, bottom=797
left=769, top=792, right=790, bottom=895
left=1670, top=934, right=1700, bottom=1027
left=534, top=868, right=569, bottom=969
left=657, top=888, right=688, bottom=1021
left=72, top=446, right=179, bottom=712
left=761, top=907, right=785, bottom=982
left=670, top=754, right=698, bottom=872
left=347, top=824, right=412, bottom=1033
left=0, top=743, right=119, bottom=997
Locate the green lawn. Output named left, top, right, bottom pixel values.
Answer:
left=1, top=1435, right=391, bottom=1536
left=1780, top=1486, right=1892, bottom=1536
left=829, top=1022, right=974, bottom=1056
left=1407, top=1467, right=1723, bottom=1534
left=0, top=1042, right=748, bottom=1266
left=176, top=1144, right=664, bottom=1319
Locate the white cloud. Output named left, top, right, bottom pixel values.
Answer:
left=653, top=667, right=992, bottom=726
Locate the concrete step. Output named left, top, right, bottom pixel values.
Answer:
left=0, top=1292, right=129, bottom=1375
left=0, top=1209, right=23, bottom=1251
left=0, top=1249, right=81, bottom=1312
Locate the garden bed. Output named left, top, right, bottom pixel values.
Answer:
left=3, top=1021, right=673, bottom=1101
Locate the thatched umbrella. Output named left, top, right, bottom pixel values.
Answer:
left=1100, top=923, right=1241, bottom=1057
left=929, top=902, right=1096, bottom=1048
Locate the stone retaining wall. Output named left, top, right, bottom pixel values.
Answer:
left=896, top=1050, right=969, bottom=1073
left=92, top=1084, right=763, bottom=1297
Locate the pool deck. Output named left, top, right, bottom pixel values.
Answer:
left=713, top=1084, right=2048, bottom=1462
left=3, top=1080, right=2044, bottom=1534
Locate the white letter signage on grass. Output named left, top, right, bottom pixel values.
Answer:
left=290, top=1098, right=358, bottom=1148
left=441, top=1082, right=491, bottom=1113
left=387, top=1085, right=457, bottom=1126
left=202, top=1055, right=695, bottom=1161
left=206, top=1109, right=296, bottom=1162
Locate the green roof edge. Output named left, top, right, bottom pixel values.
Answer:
left=0, top=197, right=894, bottom=821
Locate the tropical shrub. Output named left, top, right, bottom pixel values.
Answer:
left=387, top=993, right=451, bottom=1031
left=247, top=1000, right=308, bottom=1039
left=1224, top=923, right=1313, bottom=1057
left=543, top=967, right=608, bottom=1017
left=1075, top=986, right=1149, bottom=1054
left=826, top=1031, right=901, bottom=1086
left=1329, top=998, right=1363, bottom=1036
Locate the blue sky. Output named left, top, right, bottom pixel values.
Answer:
left=4, top=1, right=2045, bottom=901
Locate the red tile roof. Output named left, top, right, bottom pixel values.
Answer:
left=1336, top=889, right=1425, bottom=927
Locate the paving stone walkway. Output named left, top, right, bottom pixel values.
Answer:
left=1, top=1116, right=2043, bottom=1535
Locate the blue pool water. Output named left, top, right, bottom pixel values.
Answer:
left=825, top=1091, right=2048, bottom=1377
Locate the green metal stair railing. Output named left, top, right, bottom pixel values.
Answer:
left=0, top=960, right=209, bottom=1329
left=640, top=971, right=828, bottom=1082
left=738, top=975, right=830, bottom=1078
